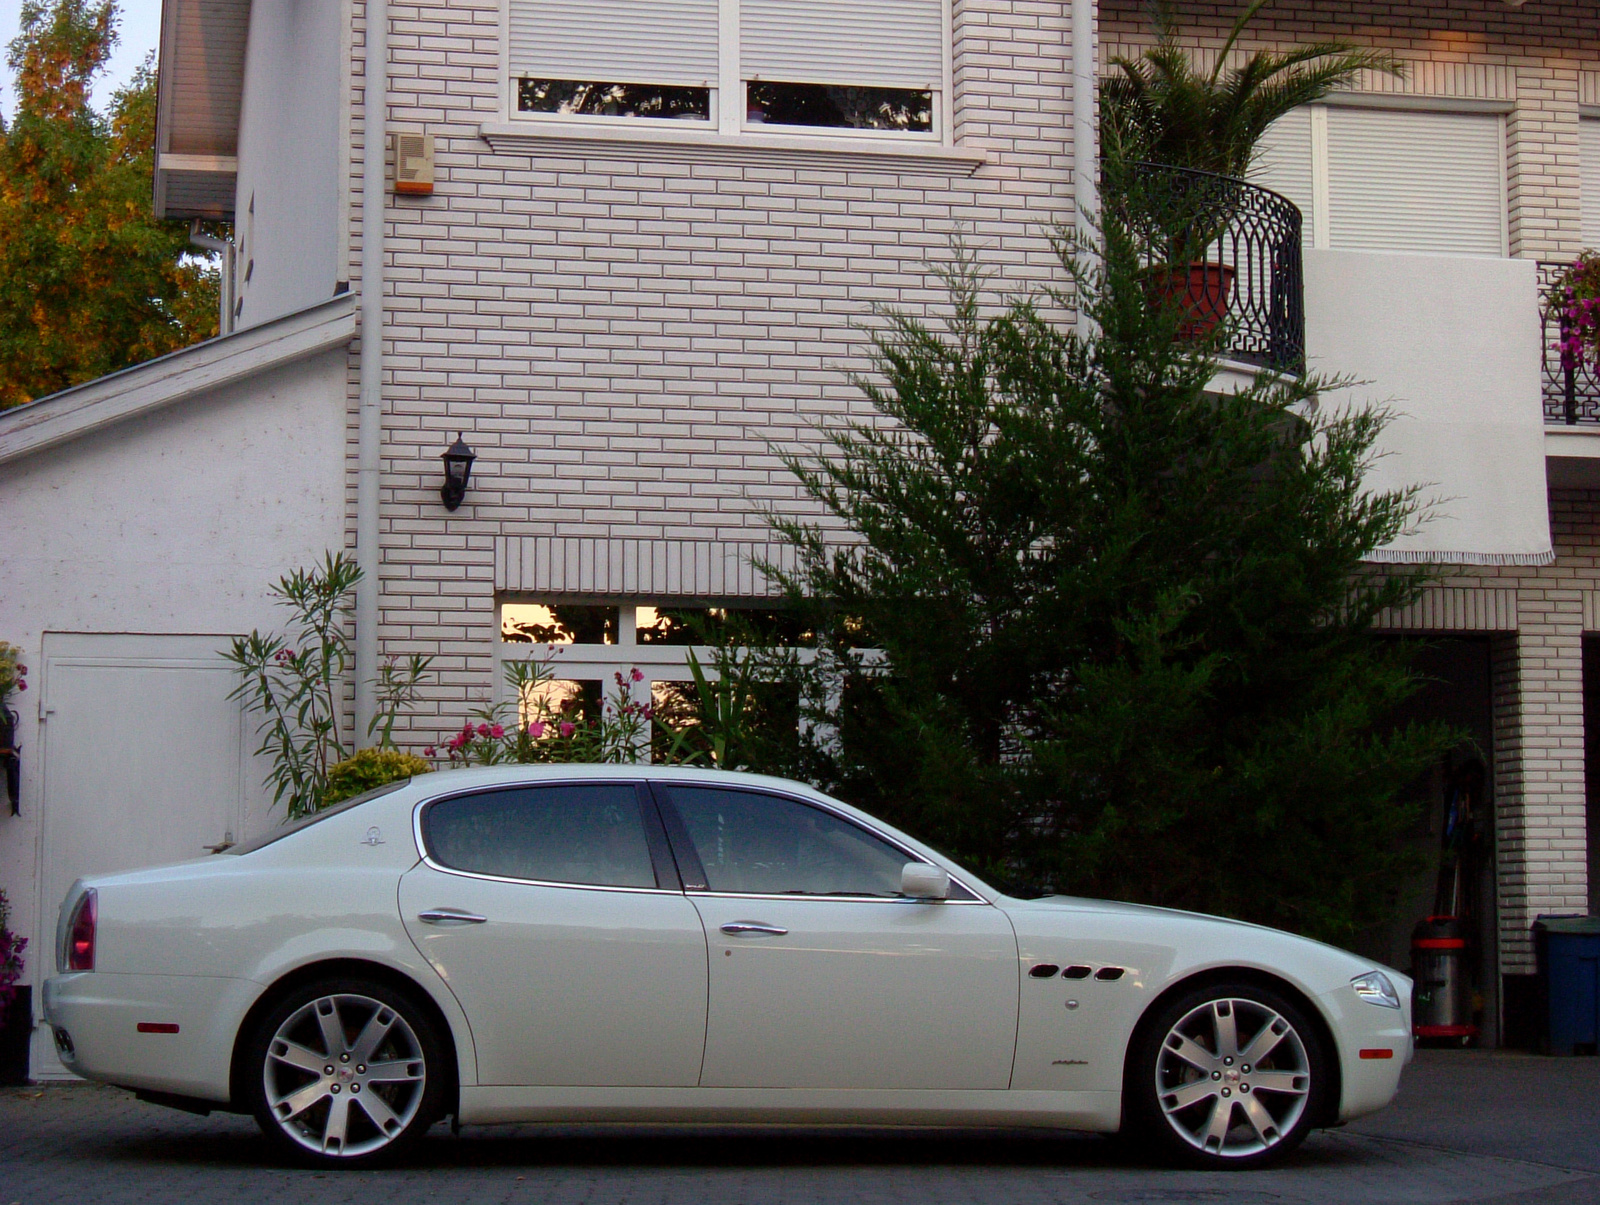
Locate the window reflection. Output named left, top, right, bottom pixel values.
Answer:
left=746, top=81, right=932, bottom=132
left=518, top=78, right=711, bottom=120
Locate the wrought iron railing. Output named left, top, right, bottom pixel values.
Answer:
left=1539, top=260, right=1600, bottom=425
left=1104, top=162, right=1305, bottom=375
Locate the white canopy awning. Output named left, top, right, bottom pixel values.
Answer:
left=1304, top=248, right=1553, bottom=567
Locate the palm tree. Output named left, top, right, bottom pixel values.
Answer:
left=1101, top=0, right=1403, bottom=180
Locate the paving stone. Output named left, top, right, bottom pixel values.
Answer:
left=2, top=1051, right=1597, bottom=1204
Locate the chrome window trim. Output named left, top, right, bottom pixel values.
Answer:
left=407, top=773, right=993, bottom=904
left=416, top=857, right=685, bottom=897
left=653, top=780, right=993, bottom=905
left=686, top=889, right=987, bottom=906
left=410, top=778, right=677, bottom=895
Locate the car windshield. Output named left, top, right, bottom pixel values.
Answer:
left=220, top=780, right=413, bottom=856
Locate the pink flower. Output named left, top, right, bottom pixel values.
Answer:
left=489, top=724, right=505, bottom=739
left=631, top=667, right=644, bottom=682
left=15, top=682, right=23, bottom=692
left=423, top=746, right=436, bottom=758
left=558, top=720, right=576, bottom=738
left=527, top=721, right=546, bottom=739
left=477, top=723, right=491, bottom=737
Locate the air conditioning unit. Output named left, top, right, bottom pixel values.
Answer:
left=394, top=132, right=435, bottom=196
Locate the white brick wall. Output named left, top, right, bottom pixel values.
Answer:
left=341, top=0, right=1078, bottom=733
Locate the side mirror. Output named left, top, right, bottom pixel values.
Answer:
left=901, top=862, right=951, bottom=901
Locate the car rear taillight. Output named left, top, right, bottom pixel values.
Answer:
left=65, top=890, right=96, bottom=972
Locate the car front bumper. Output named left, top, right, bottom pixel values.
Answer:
left=1319, top=981, right=1414, bottom=1123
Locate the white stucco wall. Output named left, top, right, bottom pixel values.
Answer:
left=232, top=0, right=345, bottom=328
left=0, top=347, right=349, bottom=963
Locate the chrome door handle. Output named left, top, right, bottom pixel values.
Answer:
left=720, top=921, right=788, bottom=936
left=417, top=909, right=488, bottom=926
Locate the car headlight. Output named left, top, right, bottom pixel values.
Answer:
left=1351, top=971, right=1401, bottom=1009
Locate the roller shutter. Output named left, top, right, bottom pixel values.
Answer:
left=1250, top=108, right=1315, bottom=235
left=740, top=0, right=944, bottom=91
left=1325, top=107, right=1505, bottom=255
left=508, top=0, right=720, bottom=88
left=1581, top=115, right=1600, bottom=250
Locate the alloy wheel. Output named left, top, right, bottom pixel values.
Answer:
left=1153, top=995, right=1312, bottom=1158
left=261, top=992, right=428, bottom=1158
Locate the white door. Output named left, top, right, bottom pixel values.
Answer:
left=35, top=633, right=252, bottom=1074
left=399, top=780, right=708, bottom=1087
left=656, top=783, right=1020, bottom=1090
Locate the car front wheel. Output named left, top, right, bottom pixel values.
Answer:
left=1126, top=981, right=1330, bottom=1169
left=245, top=978, right=447, bottom=1167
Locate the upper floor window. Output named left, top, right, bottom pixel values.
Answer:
left=1253, top=104, right=1508, bottom=257
left=507, top=0, right=946, bottom=138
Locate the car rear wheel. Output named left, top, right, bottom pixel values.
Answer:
left=245, top=978, right=447, bottom=1167
left=1125, top=981, right=1330, bottom=1169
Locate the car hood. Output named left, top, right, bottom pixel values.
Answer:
left=1002, top=893, right=1406, bottom=987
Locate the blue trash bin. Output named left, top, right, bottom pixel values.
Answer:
left=1533, top=915, right=1600, bottom=1055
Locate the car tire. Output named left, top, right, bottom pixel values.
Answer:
left=1123, top=980, right=1331, bottom=1170
left=243, top=976, right=449, bottom=1168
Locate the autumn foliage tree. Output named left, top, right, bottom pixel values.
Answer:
left=0, top=0, right=218, bottom=409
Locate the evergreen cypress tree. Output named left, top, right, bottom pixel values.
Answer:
left=770, top=214, right=1455, bottom=945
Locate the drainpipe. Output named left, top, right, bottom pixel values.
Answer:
left=1072, top=0, right=1098, bottom=330
left=355, top=0, right=388, bottom=748
left=188, top=222, right=235, bottom=335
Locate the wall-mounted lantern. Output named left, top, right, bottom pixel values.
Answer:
left=440, top=433, right=476, bottom=511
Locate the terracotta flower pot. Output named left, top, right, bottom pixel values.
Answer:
left=1147, top=262, right=1236, bottom=339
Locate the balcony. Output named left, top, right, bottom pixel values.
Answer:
left=1539, top=261, right=1600, bottom=426
left=1107, top=162, right=1306, bottom=376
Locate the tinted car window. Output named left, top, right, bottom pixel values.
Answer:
left=423, top=784, right=657, bottom=888
left=666, top=787, right=907, bottom=896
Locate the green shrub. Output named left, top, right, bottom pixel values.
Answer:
left=324, top=748, right=431, bottom=807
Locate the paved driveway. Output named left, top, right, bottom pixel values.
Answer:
left=2, top=1050, right=1597, bottom=1204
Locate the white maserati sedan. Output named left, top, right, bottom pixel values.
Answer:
left=43, top=766, right=1411, bottom=1169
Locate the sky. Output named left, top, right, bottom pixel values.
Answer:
left=0, top=0, right=162, bottom=121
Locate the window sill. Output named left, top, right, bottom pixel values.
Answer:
left=478, top=120, right=986, bottom=175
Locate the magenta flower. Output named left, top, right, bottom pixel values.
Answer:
left=631, top=667, right=644, bottom=682
left=477, top=723, right=491, bottom=737
left=528, top=721, right=546, bottom=739
left=558, top=720, right=576, bottom=738
left=489, top=724, right=505, bottom=739
left=423, top=746, right=437, bottom=758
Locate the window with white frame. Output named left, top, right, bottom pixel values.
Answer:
left=497, top=601, right=875, bottom=765
left=505, top=0, right=946, bottom=137
left=1251, top=104, right=1508, bottom=256
left=499, top=603, right=801, bottom=760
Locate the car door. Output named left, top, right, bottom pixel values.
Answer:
left=399, top=780, right=708, bottom=1087
left=654, top=783, right=1019, bottom=1090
